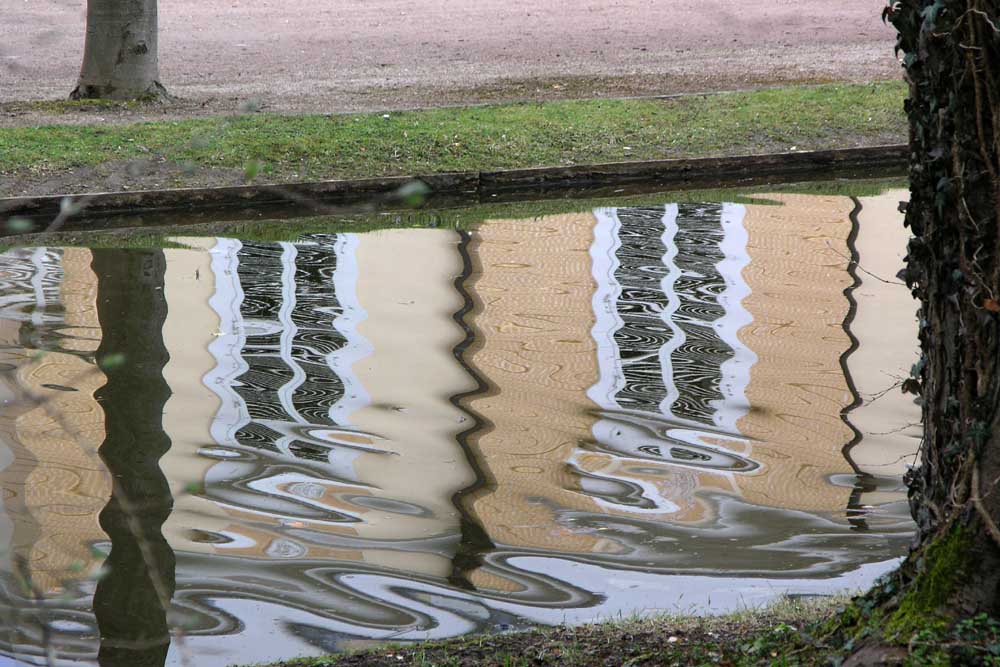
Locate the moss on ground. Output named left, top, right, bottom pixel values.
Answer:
left=886, top=525, right=975, bottom=639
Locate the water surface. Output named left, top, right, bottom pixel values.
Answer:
left=0, top=189, right=920, bottom=666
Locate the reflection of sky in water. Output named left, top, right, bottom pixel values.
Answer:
left=0, top=193, right=919, bottom=666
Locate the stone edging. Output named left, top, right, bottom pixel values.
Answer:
left=0, top=145, right=908, bottom=223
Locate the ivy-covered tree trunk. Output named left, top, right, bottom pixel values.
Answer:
left=72, top=0, right=167, bottom=100
left=880, top=0, right=1000, bottom=634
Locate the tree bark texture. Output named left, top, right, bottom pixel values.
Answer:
left=886, top=0, right=1000, bottom=621
left=73, top=0, right=166, bottom=100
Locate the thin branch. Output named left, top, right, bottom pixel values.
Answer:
left=953, top=8, right=1000, bottom=35
left=972, top=465, right=1000, bottom=548
left=865, top=421, right=922, bottom=437
left=824, top=241, right=908, bottom=286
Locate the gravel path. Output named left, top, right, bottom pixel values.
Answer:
left=2, top=0, right=899, bottom=121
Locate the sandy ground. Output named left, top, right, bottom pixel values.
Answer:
left=1, top=0, right=900, bottom=122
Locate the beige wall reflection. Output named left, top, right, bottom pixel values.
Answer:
left=459, top=214, right=618, bottom=567
left=459, top=195, right=912, bottom=592
left=158, top=239, right=232, bottom=557
left=0, top=231, right=481, bottom=606
left=0, top=248, right=109, bottom=595
left=734, top=194, right=857, bottom=512
left=848, top=191, right=921, bottom=504
left=349, top=230, right=477, bottom=575
left=158, top=231, right=475, bottom=580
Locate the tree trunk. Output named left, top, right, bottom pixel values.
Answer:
left=91, top=249, right=175, bottom=667
left=877, top=0, right=1000, bottom=635
left=72, top=0, right=167, bottom=100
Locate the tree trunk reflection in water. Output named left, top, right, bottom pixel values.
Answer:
left=91, top=249, right=175, bottom=667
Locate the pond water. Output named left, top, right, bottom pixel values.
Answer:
left=0, top=188, right=920, bottom=666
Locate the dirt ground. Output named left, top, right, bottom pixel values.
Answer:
left=1, top=0, right=899, bottom=125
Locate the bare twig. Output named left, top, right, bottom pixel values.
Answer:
left=972, top=465, right=1000, bottom=548
left=824, top=241, right=908, bottom=286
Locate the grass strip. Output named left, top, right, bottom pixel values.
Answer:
left=0, top=82, right=905, bottom=188
left=246, top=597, right=1000, bottom=667
left=249, top=597, right=843, bottom=667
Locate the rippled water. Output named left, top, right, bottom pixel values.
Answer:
left=0, top=189, right=920, bottom=666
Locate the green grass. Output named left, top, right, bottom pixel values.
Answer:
left=0, top=82, right=906, bottom=186
left=249, top=597, right=845, bottom=667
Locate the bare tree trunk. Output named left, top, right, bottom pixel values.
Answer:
left=872, top=0, right=1000, bottom=638
left=91, top=249, right=174, bottom=667
left=72, top=0, right=167, bottom=100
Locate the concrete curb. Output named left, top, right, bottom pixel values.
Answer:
left=0, top=144, right=908, bottom=223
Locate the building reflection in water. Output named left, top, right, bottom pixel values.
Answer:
left=0, top=191, right=920, bottom=666
left=0, top=248, right=109, bottom=665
